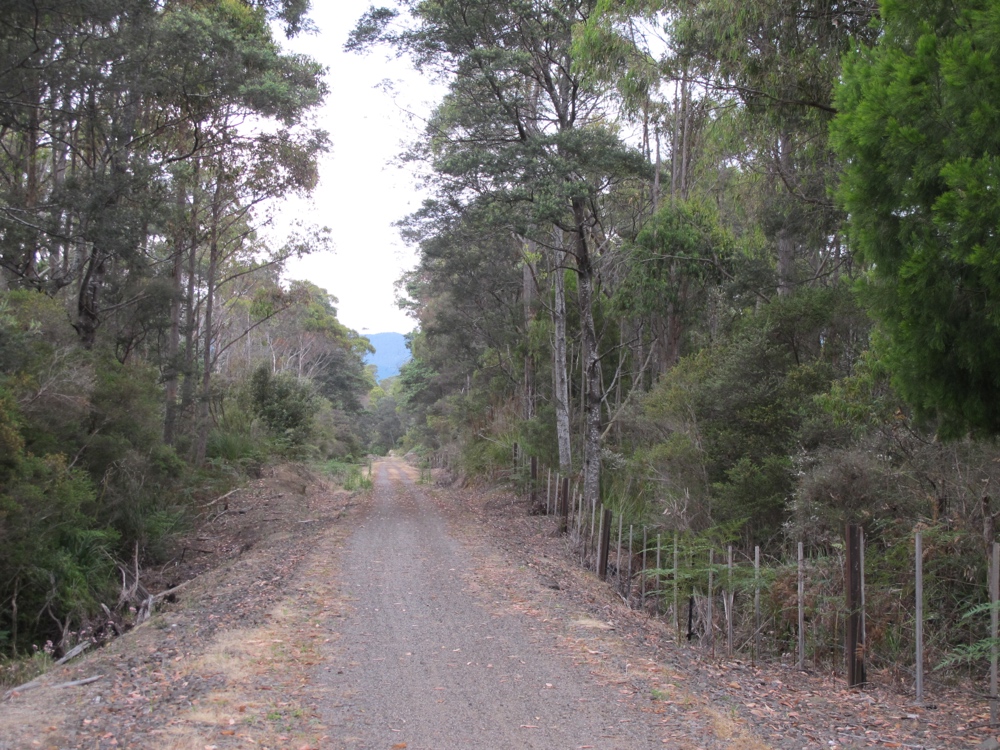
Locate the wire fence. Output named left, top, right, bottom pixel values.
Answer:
left=429, top=447, right=1000, bottom=712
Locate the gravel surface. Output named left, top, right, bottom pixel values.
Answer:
left=318, top=460, right=666, bottom=749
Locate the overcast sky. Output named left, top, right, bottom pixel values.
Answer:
left=274, top=1, right=444, bottom=335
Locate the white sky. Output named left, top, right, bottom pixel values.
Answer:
left=274, top=1, right=445, bottom=335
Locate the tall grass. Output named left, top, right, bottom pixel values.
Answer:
left=323, top=459, right=373, bottom=491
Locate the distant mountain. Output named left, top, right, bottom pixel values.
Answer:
left=364, top=332, right=411, bottom=382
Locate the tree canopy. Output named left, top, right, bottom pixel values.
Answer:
left=833, top=0, right=1000, bottom=437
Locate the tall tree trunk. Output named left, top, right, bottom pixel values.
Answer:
left=179, top=223, right=199, bottom=418
left=653, top=122, right=661, bottom=213
left=163, top=181, right=187, bottom=445
left=776, top=131, right=796, bottom=297
left=680, top=68, right=691, bottom=200
left=522, top=237, right=536, bottom=423
left=193, top=172, right=224, bottom=465
left=76, top=244, right=105, bottom=349
left=48, top=94, right=70, bottom=290
left=23, top=81, right=39, bottom=281
left=671, top=82, right=680, bottom=203
left=552, top=228, right=572, bottom=473
left=571, top=198, right=602, bottom=513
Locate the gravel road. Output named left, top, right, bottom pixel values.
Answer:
left=0, top=458, right=982, bottom=749
left=318, top=459, right=667, bottom=749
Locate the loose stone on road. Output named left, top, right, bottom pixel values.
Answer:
left=318, top=458, right=667, bottom=749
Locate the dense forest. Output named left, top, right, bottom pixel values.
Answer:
left=0, top=0, right=376, bottom=662
left=355, top=0, right=1000, bottom=674
left=5, top=0, right=1000, bottom=682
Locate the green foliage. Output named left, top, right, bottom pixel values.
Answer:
left=249, top=364, right=318, bottom=447
left=614, top=200, right=732, bottom=321
left=0, top=427, right=119, bottom=652
left=323, top=460, right=373, bottom=491
left=0, top=0, right=367, bottom=662
left=832, top=0, right=1000, bottom=437
left=461, top=432, right=519, bottom=479
left=631, top=287, right=858, bottom=541
left=643, top=525, right=764, bottom=609
left=342, top=465, right=373, bottom=492
left=367, top=392, right=404, bottom=455
left=518, top=404, right=560, bottom=472
left=205, top=429, right=264, bottom=463
left=817, top=337, right=901, bottom=433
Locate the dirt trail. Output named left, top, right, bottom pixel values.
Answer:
left=317, top=459, right=667, bottom=748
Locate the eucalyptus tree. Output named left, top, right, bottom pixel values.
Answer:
left=587, top=0, right=877, bottom=297
left=230, top=280, right=374, bottom=413
left=0, top=0, right=326, bottom=353
left=399, top=199, right=527, bottom=392
left=395, top=195, right=533, bottom=457
left=351, top=0, right=648, bottom=507
left=670, top=0, right=876, bottom=296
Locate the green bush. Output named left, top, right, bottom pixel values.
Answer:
left=249, top=364, right=318, bottom=447
left=205, top=429, right=264, bottom=462
left=323, top=459, right=372, bottom=491
left=0, top=442, right=119, bottom=653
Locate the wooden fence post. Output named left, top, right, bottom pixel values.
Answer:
left=529, top=456, right=537, bottom=509
left=627, top=525, right=634, bottom=603
left=656, top=535, right=663, bottom=616
left=590, top=502, right=597, bottom=564
left=846, top=523, right=866, bottom=687
left=915, top=530, right=924, bottom=705
left=708, top=549, right=715, bottom=656
left=992, top=541, right=999, bottom=724
left=616, top=514, right=623, bottom=585
left=754, top=545, right=760, bottom=667
left=641, top=527, right=648, bottom=606
left=727, top=545, right=734, bottom=658
left=798, top=541, right=805, bottom=670
left=598, top=508, right=612, bottom=580
left=559, top=476, right=569, bottom=534
left=673, top=532, right=679, bottom=640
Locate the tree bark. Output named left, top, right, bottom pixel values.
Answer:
left=571, top=198, right=602, bottom=514
left=163, top=177, right=188, bottom=445
left=522, top=238, right=536, bottom=422
left=179, top=164, right=202, bottom=422
left=776, top=131, right=796, bottom=297
left=552, top=229, right=572, bottom=473
left=193, top=170, right=224, bottom=464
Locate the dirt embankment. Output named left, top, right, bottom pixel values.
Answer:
left=0, top=458, right=994, bottom=749
left=0, top=462, right=357, bottom=749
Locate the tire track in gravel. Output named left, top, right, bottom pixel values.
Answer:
left=316, top=458, right=667, bottom=749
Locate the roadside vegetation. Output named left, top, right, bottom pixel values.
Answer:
left=351, top=0, right=1000, bottom=682
left=0, top=0, right=381, bottom=677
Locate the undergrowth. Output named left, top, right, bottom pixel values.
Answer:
left=0, top=651, right=53, bottom=689
left=323, top=459, right=373, bottom=491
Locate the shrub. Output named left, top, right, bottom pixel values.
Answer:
left=249, top=364, right=318, bottom=447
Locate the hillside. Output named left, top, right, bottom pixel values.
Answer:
left=363, top=331, right=411, bottom=381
